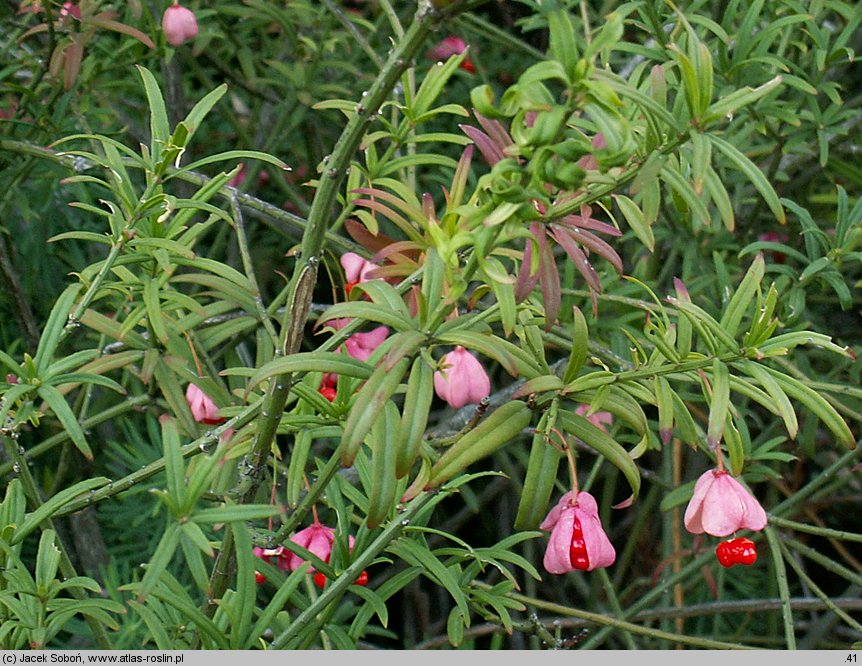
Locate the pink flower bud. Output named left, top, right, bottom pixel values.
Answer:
left=425, top=36, right=476, bottom=73
left=575, top=403, right=613, bottom=432
left=162, top=1, right=198, bottom=47
left=185, top=383, right=223, bottom=425
left=328, top=318, right=389, bottom=362
left=683, top=469, right=767, bottom=537
left=540, top=491, right=616, bottom=574
left=340, top=252, right=379, bottom=285
left=60, top=2, right=81, bottom=20
left=280, top=523, right=356, bottom=572
left=433, top=346, right=491, bottom=409
left=345, top=326, right=389, bottom=362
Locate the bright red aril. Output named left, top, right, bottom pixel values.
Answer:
left=319, top=386, right=337, bottom=402
left=736, top=537, right=757, bottom=565
left=715, top=540, right=736, bottom=567
left=568, top=516, right=590, bottom=571
left=715, top=537, right=758, bottom=567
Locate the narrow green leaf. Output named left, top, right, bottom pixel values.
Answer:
left=317, top=301, right=414, bottom=332
left=136, top=66, right=170, bottom=165
left=702, top=163, right=735, bottom=231
left=179, top=529, right=210, bottom=592
left=138, top=575, right=230, bottom=649
left=231, top=522, right=255, bottom=649
left=355, top=280, right=412, bottom=320
left=661, top=163, right=711, bottom=227
left=429, top=401, right=532, bottom=487
left=724, top=413, right=745, bottom=476
left=159, top=415, right=185, bottom=510
left=693, top=40, right=713, bottom=117
left=37, top=386, right=92, bottom=460
left=137, top=523, right=180, bottom=602
left=35, top=530, right=60, bottom=590
left=755, top=331, right=853, bottom=358
left=706, top=358, right=730, bottom=449
left=447, top=607, right=466, bottom=647
left=340, top=357, right=410, bottom=466
left=34, top=284, right=82, bottom=372
left=709, top=134, right=786, bottom=224
left=397, top=357, right=435, bottom=478
left=583, top=10, right=623, bottom=61
left=689, top=131, right=711, bottom=195
left=366, top=401, right=401, bottom=529
left=512, top=374, right=565, bottom=398
left=546, top=9, right=578, bottom=81
left=128, top=601, right=173, bottom=649
left=183, top=83, right=228, bottom=136
left=234, top=352, right=373, bottom=393
left=765, top=368, right=855, bottom=449
left=244, top=564, right=312, bottom=648
left=514, top=417, right=563, bottom=530
left=350, top=585, right=389, bottom=629
left=557, top=409, right=641, bottom=504
left=704, top=75, right=782, bottom=123
left=563, top=306, right=589, bottom=383
left=153, top=359, right=199, bottom=437
left=494, top=279, right=521, bottom=340
left=389, top=538, right=470, bottom=622
left=614, top=194, right=654, bottom=252
left=668, top=44, right=700, bottom=119
left=667, top=297, right=739, bottom=352
left=287, top=429, right=314, bottom=509
left=654, top=376, right=675, bottom=445
left=720, top=254, right=764, bottom=339
left=192, top=505, right=282, bottom=524
left=172, top=150, right=290, bottom=178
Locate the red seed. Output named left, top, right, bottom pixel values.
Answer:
left=568, top=516, right=590, bottom=571
left=319, top=386, right=337, bottom=402
left=736, top=537, right=757, bottom=565
left=254, top=571, right=265, bottom=584
left=715, top=540, right=736, bottom=567
left=716, top=537, right=758, bottom=567
left=354, top=570, right=369, bottom=586
left=313, top=571, right=328, bottom=589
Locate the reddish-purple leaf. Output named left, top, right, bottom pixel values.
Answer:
left=551, top=226, right=602, bottom=294
left=345, top=219, right=397, bottom=255
left=459, top=124, right=505, bottom=166
left=673, top=277, right=691, bottom=301
left=515, top=223, right=543, bottom=303
left=539, top=239, right=562, bottom=329
left=422, top=192, right=436, bottom=220
left=475, top=112, right=514, bottom=151
left=371, top=241, right=423, bottom=265
left=552, top=224, right=623, bottom=274
left=64, top=34, right=85, bottom=91
left=557, top=204, right=622, bottom=237
left=360, top=263, right=414, bottom=279
left=447, top=145, right=474, bottom=209
left=351, top=187, right=423, bottom=222
left=352, top=198, right=411, bottom=231
left=89, top=17, right=156, bottom=49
